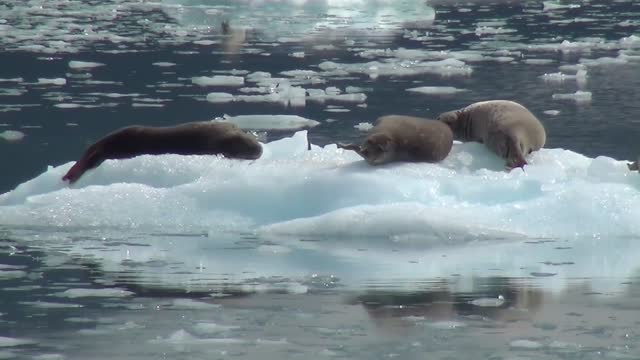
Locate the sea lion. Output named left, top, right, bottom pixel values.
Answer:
left=338, top=115, right=453, bottom=165
left=628, top=157, right=639, bottom=171
left=62, top=121, right=262, bottom=184
left=437, top=100, right=546, bottom=169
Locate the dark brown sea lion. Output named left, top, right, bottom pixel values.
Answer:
left=62, top=121, right=262, bottom=184
left=437, top=100, right=546, bottom=169
left=338, top=115, right=453, bottom=165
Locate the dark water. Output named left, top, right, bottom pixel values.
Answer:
left=1, top=0, right=640, bottom=359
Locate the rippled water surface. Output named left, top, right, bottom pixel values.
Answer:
left=1, top=0, right=640, bottom=359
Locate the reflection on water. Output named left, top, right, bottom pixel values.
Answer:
left=1, top=235, right=640, bottom=359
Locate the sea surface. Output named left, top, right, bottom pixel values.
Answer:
left=1, top=0, right=640, bottom=359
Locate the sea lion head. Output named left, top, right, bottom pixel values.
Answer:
left=220, top=133, right=263, bottom=160
left=361, top=133, right=395, bottom=165
left=437, top=110, right=462, bottom=134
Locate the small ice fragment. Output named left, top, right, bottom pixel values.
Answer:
left=56, top=288, right=134, bottom=298
left=0, top=336, right=36, bottom=347
left=152, top=62, right=176, bottom=67
left=171, top=299, right=220, bottom=309
left=0, top=130, right=25, bottom=142
left=354, top=122, right=373, bottom=132
left=192, top=75, right=244, bottom=87
left=206, top=92, right=234, bottom=103
left=544, top=110, right=560, bottom=116
left=37, top=78, right=66, bottom=85
left=68, top=61, right=105, bottom=69
left=406, top=86, right=467, bottom=95
left=290, top=52, right=305, bottom=58
left=470, top=295, right=505, bottom=307
left=552, top=90, right=592, bottom=103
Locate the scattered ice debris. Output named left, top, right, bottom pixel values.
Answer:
left=36, top=78, right=66, bottom=86
left=55, top=288, right=134, bottom=298
left=290, top=51, right=305, bottom=58
left=543, top=1, right=581, bottom=11
left=579, top=56, right=628, bottom=67
left=192, top=323, right=241, bottom=335
left=523, top=59, right=555, bottom=65
left=150, top=329, right=246, bottom=345
left=354, top=122, right=374, bottom=132
left=470, top=295, right=505, bottom=307
left=552, top=90, right=592, bottom=103
left=169, top=299, right=220, bottom=310
left=427, top=321, right=467, bottom=330
left=544, top=110, right=560, bottom=116
left=68, top=61, right=105, bottom=70
left=509, top=339, right=544, bottom=349
left=0, top=130, right=25, bottom=142
left=406, top=86, right=468, bottom=95
left=215, top=114, right=320, bottom=130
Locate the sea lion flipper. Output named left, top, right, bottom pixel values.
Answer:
left=505, top=135, right=527, bottom=170
left=62, top=148, right=102, bottom=184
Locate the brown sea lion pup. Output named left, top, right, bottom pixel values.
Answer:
left=338, top=115, right=453, bottom=165
left=62, top=121, right=262, bottom=184
left=437, top=100, right=546, bottom=169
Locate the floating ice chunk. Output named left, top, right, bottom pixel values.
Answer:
left=406, top=86, right=468, bottom=95
left=246, top=71, right=272, bottom=81
left=579, top=56, right=628, bottom=66
left=32, top=354, right=65, bottom=360
left=0, top=336, right=36, bottom=347
left=620, top=35, right=640, bottom=48
left=544, top=110, right=560, bottom=116
left=68, top=61, right=105, bottom=69
left=152, top=62, right=176, bottom=67
left=216, top=114, right=320, bottom=130
left=290, top=51, right=305, bottom=58
left=192, top=75, right=244, bottom=87
left=37, top=78, right=66, bottom=85
left=205, top=92, right=234, bottom=103
left=0, top=130, right=25, bottom=142
left=540, top=69, right=587, bottom=83
left=552, top=90, right=592, bottom=103
left=524, top=59, right=555, bottom=65
left=470, top=295, right=505, bottom=307
left=509, top=339, right=544, bottom=349
left=543, top=1, right=580, bottom=11
left=56, top=288, right=134, bottom=298
left=354, top=122, right=373, bottom=131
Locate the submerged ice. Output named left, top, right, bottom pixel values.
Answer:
left=1, top=131, right=639, bottom=241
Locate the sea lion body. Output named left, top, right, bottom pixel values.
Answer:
left=339, top=115, right=453, bottom=165
left=62, top=121, right=262, bottom=183
left=437, top=100, right=546, bottom=169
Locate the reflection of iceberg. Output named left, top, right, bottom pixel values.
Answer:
left=160, top=0, right=437, bottom=40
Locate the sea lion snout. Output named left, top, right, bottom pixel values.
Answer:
left=362, top=133, right=394, bottom=165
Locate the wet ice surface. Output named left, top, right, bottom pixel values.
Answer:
left=1, top=0, right=640, bottom=359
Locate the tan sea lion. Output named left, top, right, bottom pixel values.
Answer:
left=338, top=115, right=453, bottom=165
left=62, top=121, right=262, bottom=184
left=437, top=100, right=546, bottom=169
